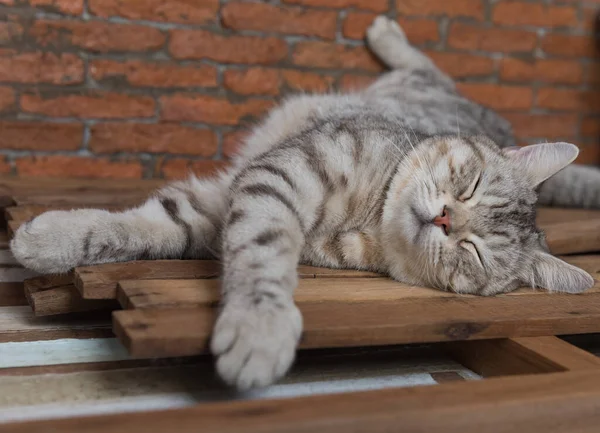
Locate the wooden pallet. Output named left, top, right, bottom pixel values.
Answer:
left=2, top=176, right=600, bottom=432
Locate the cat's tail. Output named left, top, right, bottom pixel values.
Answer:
left=538, top=164, right=600, bottom=208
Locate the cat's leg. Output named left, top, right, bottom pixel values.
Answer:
left=538, top=164, right=600, bottom=208
left=11, top=174, right=231, bottom=274
left=366, top=16, right=436, bottom=71
left=211, top=148, right=325, bottom=390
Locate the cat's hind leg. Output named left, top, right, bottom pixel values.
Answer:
left=367, top=16, right=435, bottom=71
left=11, top=174, right=230, bottom=274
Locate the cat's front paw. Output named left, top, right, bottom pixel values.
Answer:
left=367, top=16, right=407, bottom=47
left=210, top=298, right=303, bottom=390
left=10, top=209, right=110, bottom=274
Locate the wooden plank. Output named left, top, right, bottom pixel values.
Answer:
left=0, top=232, right=8, bottom=249
left=75, top=260, right=382, bottom=300
left=0, top=306, right=112, bottom=342
left=0, top=283, right=26, bottom=306
left=536, top=207, right=600, bottom=225
left=25, top=284, right=119, bottom=317
left=446, top=336, right=600, bottom=378
left=542, top=219, right=600, bottom=255
left=24, top=274, right=74, bottom=292
left=5, top=369, right=600, bottom=433
left=117, top=278, right=443, bottom=310
left=11, top=193, right=145, bottom=207
left=113, top=286, right=600, bottom=358
left=5, top=204, right=129, bottom=223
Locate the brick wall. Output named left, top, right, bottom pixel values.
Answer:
left=0, top=0, right=598, bottom=179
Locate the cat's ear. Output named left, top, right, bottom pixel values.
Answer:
left=528, top=250, right=594, bottom=293
left=504, top=142, right=579, bottom=187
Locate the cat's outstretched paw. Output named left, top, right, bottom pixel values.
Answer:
left=211, top=298, right=303, bottom=390
left=367, top=16, right=407, bottom=49
left=10, top=209, right=110, bottom=274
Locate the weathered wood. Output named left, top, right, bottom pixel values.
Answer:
left=25, top=284, right=119, bottom=317
left=113, top=286, right=600, bottom=358
left=24, top=273, right=74, bottom=292
left=446, top=336, right=600, bottom=377
left=117, top=277, right=440, bottom=310
left=76, top=260, right=382, bottom=299
left=0, top=306, right=112, bottom=342
left=542, top=219, right=600, bottom=255
left=536, top=207, right=600, bottom=225
left=5, top=369, right=600, bottom=433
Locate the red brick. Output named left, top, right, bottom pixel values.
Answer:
left=29, top=20, right=165, bottom=53
left=0, top=87, right=14, bottom=112
left=456, top=84, right=533, bottom=110
left=0, top=21, right=22, bottom=44
left=338, top=74, right=376, bottom=91
left=343, top=12, right=377, bottom=40
left=501, top=113, right=578, bottom=139
left=397, top=0, right=484, bottom=20
left=282, top=0, right=387, bottom=13
left=222, top=3, right=337, bottom=40
left=224, top=68, right=280, bottom=96
left=293, top=41, right=383, bottom=72
left=0, top=156, right=10, bottom=175
left=222, top=129, right=248, bottom=158
left=159, top=159, right=228, bottom=180
left=0, top=52, right=83, bottom=84
left=16, top=156, right=143, bottom=179
left=90, top=123, right=217, bottom=156
left=542, top=33, right=595, bottom=58
left=581, top=6, right=598, bottom=32
left=537, top=88, right=600, bottom=112
left=500, top=58, right=583, bottom=84
left=89, top=0, right=218, bottom=24
left=282, top=70, right=334, bottom=93
left=426, top=52, right=494, bottom=78
left=90, top=60, right=217, bottom=88
left=161, top=94, right=274, bottom=125
left=21, top=92, right=156, bottom=119
left=581, top=117, right=600, bottom=137
left=575, top=144, right=600, bottom=165
left=448, top=23, right=537, bottom=53
left=397, top=18, right=440, bottom=45
left=169, top=30, right=287, bottom=64
left=31, top=0, right=84, bottom=15
left=0, top=122, right=82, bottom=150
left=492, top=2, right=577, bottom=28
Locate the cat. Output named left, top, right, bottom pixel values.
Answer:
left=10, top=16, right=598, bottom=390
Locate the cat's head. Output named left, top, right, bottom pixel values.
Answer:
left=382, top=136, right=594, bottom=295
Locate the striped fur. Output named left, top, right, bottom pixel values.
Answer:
left=11, top=16, right=596, bottom=390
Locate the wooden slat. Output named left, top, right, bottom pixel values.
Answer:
left=0, top=232, right=8, bottom=249
left=113, top=286, right=600, bottom=358
left=0, top=306, right=111, bottom=342
left=116, top=277, right=440, bottom=309
left=75, top=260, right=382, bottom=300
left=542, top=219, right=600, bottom=255
left=446, top=336, right=600, bottom=377
left=536, top=207, right=600, bottom=225
left=24, top=274, right=74, bottom=292
left=0, top=283, right=26, bottom=306
left=11, top=193, right=145, bottom=207
left=5, top=204, right=128, bottom=223
left=5, top=369, right=600, bottom=433
left=25, top=284, right=119, bottom=317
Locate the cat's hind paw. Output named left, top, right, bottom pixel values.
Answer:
left=211, top=298, right=302, bottom=390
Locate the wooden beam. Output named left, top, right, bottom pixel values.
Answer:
left=542, top=219, right=600, bottom=255
left=25, top=284, right=119, bottom=317
left=75, top=260, right=382, bottom=299
left=113, top=287, right=600, bottom=358
left=536, top=207, right=600, bottom=225
left=446, top=336, right=600, bottom=377
left=5, top=369, right=600, bottom=433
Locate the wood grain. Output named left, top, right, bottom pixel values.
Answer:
left=446, top=336, right=600, bottom=377
left=5, top=369, right=600, bottom=433
left=76, top=260, right=382, bottom=300
left=0, top=306, right=112, bottom=342
left=542, top=219, right=600, bottom=255
left=26, top=284, right=119, bottom=317
left=536, top=207, right=600, bottom=225
left=113, top=287, right=600, bottom=358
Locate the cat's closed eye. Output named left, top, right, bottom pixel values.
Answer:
left=459, top=172, right=481, bottom=201
left=460, top=240, right=483, bottom=267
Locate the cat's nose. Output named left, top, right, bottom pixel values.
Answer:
left=433, top=207, right=451, bottom=235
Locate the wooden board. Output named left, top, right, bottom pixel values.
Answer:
left=542, top=219, right=600, bottom=255
left=113, top=285, right=600, bottom=358
left=75, top=260, right=382, bottom=299
left=446, top=336, right=600, bottom=377
left=5, top=369, right=600, bottom=433
left=536, top=207, right=600, bottom=225
left=26, top=284, right=119, bottom=317
left=5, top=204, right=129, bottom=222
left=11, top=193, right=146, bottom=207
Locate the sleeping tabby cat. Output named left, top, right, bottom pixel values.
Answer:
left=11, top=16, right=598, bottom=390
